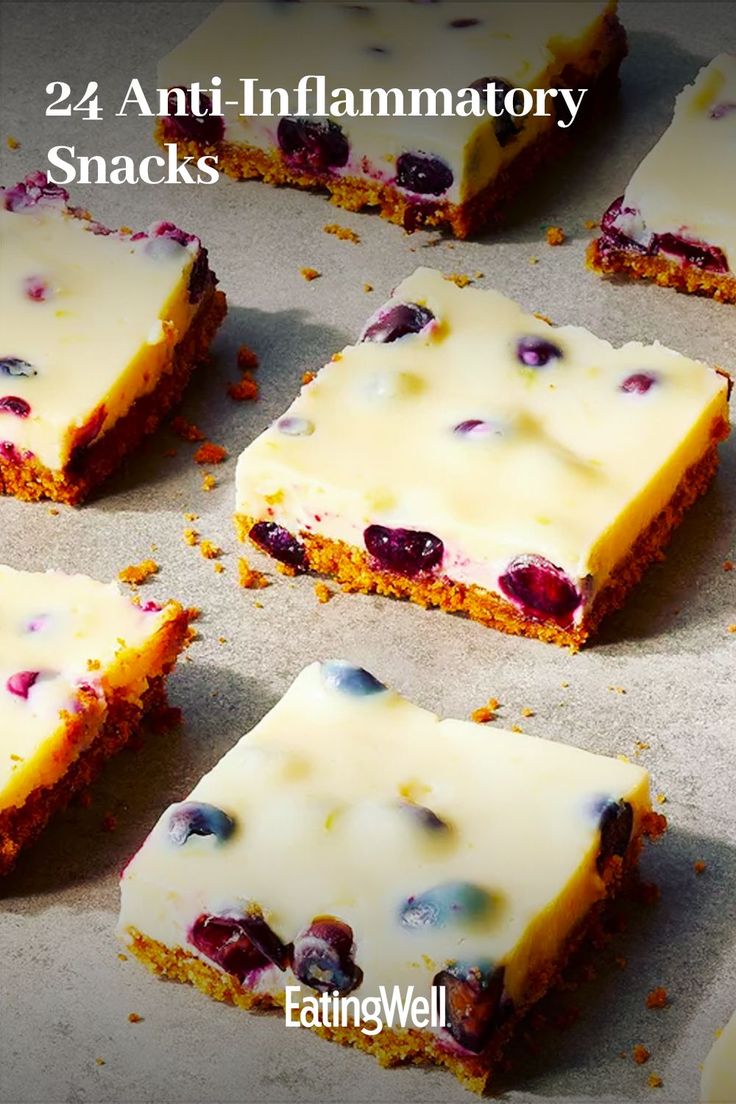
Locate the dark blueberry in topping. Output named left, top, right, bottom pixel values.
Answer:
left=596, top=799, right=634, bottom=873
left=598, top=196, right=648, bottom=256
left=23, top=277, right=49, bottom=302
left=516, top=336, right=563, bottom=368
left=0, top=358, right=36, bottom=378
left=164, top=88, right=224, bottom=146
left=7, top=670, right=39, bottom=699
left=400, top=882, right=491, bottom=930
left=710, top=101, right=736, bottom=119
left=2, top=172, right=68, bottom=212
left=190, top=914, right=268, bottom=981
left=149, top=220, right=197, bottom=247
left=321, top=660, right=386, bottom=696
left=186, top=248, right=210, bottom=304
left=651, top=232, right=728, bottom=273
left=276, top=416, right=314, bottom=436
left=433, top=963, right=508, bottom=1053
left=167, top=801, right=235, bottom=846
left=364, top=525, right=443, bottom=577
left=249, top=521, right=307, bottom=571
left=239, top=908, right=291, bottom=970
left=499, top=554, right=581, bottom=625
left=453, top=419, right=503, bottom=439
left=398, top=800, right=449, bottom=832
left=293, top=917, right=362, bottom=995
left=140, top=600, right=163, bottom=613
left=361, top=302, right=434, bottom=344
left=26, top=615, right=48, bottom=633
left=0, top=441, right=23, bottom=464
left=450, top=17, right=480, bottom=27
left=0, top=396, right=31, bottom=418
left=396, top=152, right=453, bottom=196
left=620, top=372, right=658, bottom=394
left=468, top=77, right=521, bottom=147
left=277, top=117, right=349, bottom=171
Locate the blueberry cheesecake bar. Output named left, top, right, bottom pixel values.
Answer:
left=589, top=54, right=736, bottom=304
left=119, top=660, right=663, bottom=1093
left=0, top=565, right=189, bottom=875
left=701, top=1008, right=736, bottom=1103
left=235, top=268, right=729, bottom=649
left=157, top=0, right=626, bottom=239
left=0, top=172, right=226, bottom=504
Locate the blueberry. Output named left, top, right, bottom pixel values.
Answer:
left=450, top=17, right=480, bottom=27
left=499, top=554, right=581, bottom=624
left=400, top=882, right=492, bottom=930
left=6, top=670, right=39, bottom=699
left=598, top=196, right=648, bottom=256
left=148, top=220, right=197, bottom=247
left=26, top=615, right=48, bottom=633
left=0, top=441, right=23, bottom=464
left=167, top=801, right=235, bottom=846
left=361, top=302, right=435, bottom=344
left=516, top=336, right=563, bottom=368
left=321, top=660, right=386, bottom=696
left=396, top=152, right=453, bottom=196
left=0, top=396, right=31, bottom=418
left=23, top=277, right=49, bottom=302
left=620, top=372, right=658, bottom=395
left=276, top=416, right=314, bottom=437
left=2, top=172, right=68, bottom=212
left=398, top=800, right=449, bottom=832
left=277, top=117, right=349, bottom=171
left=0, top=358, right=36, bottom=377
left=595, top=798, right=634, bottom=873
left=453, top=419, right=503, bottom=439
left=70, top=405, right=106, bottom=457
left=164, top=88, right=224, bottom=145
left=190, top=914, right=268, bottom=981
left=468, top=77, right=521, bottom=146
left=239, top=908, right=291, bottom=970
left=249, top=521, right=307, bottom=571
left=710, top=102, right=736, bottom=119
left=652, top=232, right=728, bottom=273
left=364, top=525, right=443, bottom=576
left=292, top=917, right=362, bottom=995
left=433, top=962, right=509, bottom=1053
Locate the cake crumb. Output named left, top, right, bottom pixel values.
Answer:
left=445, top=272, right=472, bottom=288
left=183, top=528, right=199, bottom=546
left=228, top=374, right=259, bottom=402
left=95, top=1058, right=105, bottom=1066
left=302, top=370, right=317, bottom=385
left=584, top=218, right=599, bottom=230
left=118, top=560, right=158, bottom=586
left=301, top=266, right=321, bottom=281
left=213, top=562, right=225, bottom=574
left=693, top=860, right=707, bottom=875
left=511, top=724, right=524, bottom=734
left=642, top=810, right=668, bottom=838
left=201, top=473, right=216, bottom=492
left=521, top=707, right=535, bottom=718
left=200, top=540, right=222, bottom=560
left=48, top=507, right=59, bottom=516
left=101, top=814, right=117, bottom=832
left=655, top=792, right=667, bottom=805
left=723, top=560, right=734, bottom=572
left=471, top=698, right=500, bottom=724
left=546, top=225, right=566, bottom=246
left=728, top=624, right=736, bottom=634
left=194, top=442, right=228, bottom=465
left=560, top=681, right=570, bottom=688
left=184, top=512, right=198, bottom=522
left=171, top=416, right=205, bottom=442
left=87, top=658, right=101, bottom=671
left=646, top=987, right=669, bottom=1010
left=634, top=740, right=650, bottom=754
left=314, top=582, right=333, bottom=604
left=6, top=135, right=20, bottom=149
left=633, top=1044, right=651, bottom=1065
left=609, top=685, right=627, bottom=694
left=529, top=255, right=539, bottom=265
left=647, top=1074, right=663, bottom=1089
left=238, top=557, right=270, bottom=590
left=363, top=282, right=374, bottom=293
left=128, top=1013, right=143, bottom=1024
left=236, top=344, right=259, bottom=372
left=324, top=223, right=360, bottom=243
left=117, top=953, right=128, bottom=961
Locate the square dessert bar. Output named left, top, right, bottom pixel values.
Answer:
left=0, top=565, right=189, bottom=875
left=0, top=172, right=227, bottom=504
left=589, top=54, right=736, bottom=304
left=157, top=1, right=626, bottom=238
left=119, top=660, right=663, bottom=1093
left=235, top=268, right=730, bottom=649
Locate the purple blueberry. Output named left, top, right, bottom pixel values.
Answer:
left=396, top=152, right=453, bottom=196
left=321, top=660, right=386, bottom=696
left=249, top=521, right=307, bottom=571
left=0, top=441, right=23, bottom=464
left=2, top=172, right=68, bottom=213
left=620, top=372, right=658, bottom=395
left=499, top=554, right=581, bottom=624
left=398, top=800, right=449, bottom=833
left=400, top=882, right=491, bottom=930
left=238, top=909, right=291, bottom=970
left=190, top=914, right=268, bottom=981
left=652, top=232, right=728, bottom=273
left=167, top=801, right=235, bottom=845
left=361, top=302, right=434, bottom=343
left=364, top=525, right=443, bottom=576
left=468, top=77, right=521, bottom=146
left=23, top=277, right=50, bottom=302
left=277, top=117, right=349, bottom=171
left=26, top=614, right=49, bottom=633
left=276, top=416, right=314, bottom=437
left=433, top=962, right=509, bottom=1053
left=292, top=917, right=362, bottom=995
left=453, top=419, right=503, bottom=439
left=140, top=600, right=163, bottom=613
left=0, top=358, right=36, bottom=378
left=595, top=798, right=634, bottom=873
left=148, top=220, right=197, bottom=248
left=164, top=88, right=224, bottom=145
left=7, top=670, right=39, bottom=699
left=516, top=336, right=563, bottom=368
left=598, top=196, right=648, bottom=256
left=0, top=396, right=31, bottom=418
left=710, top=102, right=736, bottom=119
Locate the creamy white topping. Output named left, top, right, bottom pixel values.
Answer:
left=701, top=1009, right=736, bottom=1104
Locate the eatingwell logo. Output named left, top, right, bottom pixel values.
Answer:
left=284, top=984, right=447, bottom=1037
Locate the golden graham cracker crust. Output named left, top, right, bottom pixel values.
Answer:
left=587, top=238, right=736, bottom=305
left=236, top=434, right=725, bottom=651
left=0, top=605, right=190, bottom=877
left=0, top=288, right=227, bottom=506
left=122, top=839, right=647, bottom=1094
left=155, top=15, right=626, bottom=240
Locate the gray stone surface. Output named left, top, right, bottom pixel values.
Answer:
left=0, top=3, right=734, bottom=1102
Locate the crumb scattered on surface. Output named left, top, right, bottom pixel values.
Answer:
left=200, top=540, right=222, bottom=560
left=633, top=1045, right=651, bottom=1065
left=183, top=528, right=199, bottom=546
left=445, top=272, right=472, bottom=288
left=511, top=724, right=524, bottom=734
left=609, top=685, right=627, bottom=694
left=118, top=560, right=158, bottom=586
left=184, top=512, right=198, bottom=522
left=584, top=218, right=599, bottom=230
left=655, top=792, right=667, bottom=805
left=117, top=953, right=128, bottom=962
left=363, top=282, right=374, bottom=293
left=201, top=473, right=216, bottom=492
left=236, top=344, right=259, bottom=372
left=471, top=698, right=500, bottom=724
left=642, top=810, right=668, bottom=838
left=128, top=1013, right=143, bottom=1024
left=48, top=507, right=59, bottom=516
left=314, top=582, right=333, bottom=604
left=301, top=266, right=321, bottom=281
left=693, top=860, right=707, bottom=875
left=238, top=557, right=270, bottom=590
left=324, top=223, right=360, bottom=243
left=6, top=135, right=20, bottom=150
left=560, top=681, right=570, bottom=688
left=213, top=562, right=225, bottom=574
left=302, top=370, right=317, bottom=385
left=546, top=225, right=566, bottom=246
left=529, top=255, right=539, bottom=265
left=724, top=560, right=734, bottom=572
left=521, top=707, right=535, bottom=718
left=194, top=442, right=227, bottom=465
left=228, top=374, right=259, bottom=401
left=728, top=624, right=736, bottom=634
left=171, top=416, right=205, bottom=442
left=634, top=740, right=650, bottom=754
left=647, top=1074, right=663, bottom=1089
left=646, top=987, right=669, bottom=1010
